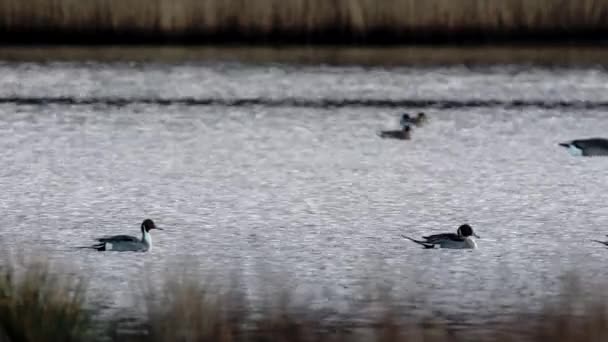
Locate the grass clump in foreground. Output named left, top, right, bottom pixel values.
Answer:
left=2, top=259, right=608, bottom=341
left=0, top=258, right=91, bottom=342
left=1, top=0, right=608, bottom=43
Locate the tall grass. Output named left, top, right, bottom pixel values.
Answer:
left=1, top=258, right=608, bottom=341
left=0, top=258, right=91, bottom=342
left=1, top=0, right=608, bottom=43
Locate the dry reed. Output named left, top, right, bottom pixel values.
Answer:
left=0, top=258, right=91, bottom=342
left=1, top=0, right=608, bottom=43
left=102, top=272, right=608, bottom=342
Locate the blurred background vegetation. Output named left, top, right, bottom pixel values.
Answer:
left=0, top=0, right=607, bottom=44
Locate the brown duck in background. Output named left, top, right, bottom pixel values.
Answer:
left=401, top=112, right=427, bottom=127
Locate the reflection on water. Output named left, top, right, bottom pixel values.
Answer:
left=1, top=61, right=608, bottom=325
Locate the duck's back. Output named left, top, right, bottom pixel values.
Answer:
left=423, top=233, right=461, bottom=243
left=576, top=138, right=608, bottom=156
left=97, top=235, right=139, bottom=243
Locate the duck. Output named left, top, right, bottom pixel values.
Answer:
left=80, top=219, right=163, bottom=252
left=402, top=224, right=480, bottom=249
left=558, top=138, right=608, bottom=156
left=400, top=112, right=427, bottom=127
left=377, top=125, right=411, bottom=140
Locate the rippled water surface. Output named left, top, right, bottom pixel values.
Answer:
left=1, top=61, right=608, bottom=324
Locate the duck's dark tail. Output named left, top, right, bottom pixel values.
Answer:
left=401, top=235, right=435, bottom=249
left=592, top=240, right=608, bottom=246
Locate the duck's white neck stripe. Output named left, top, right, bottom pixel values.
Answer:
left=142, top=230, right=152, bottom=246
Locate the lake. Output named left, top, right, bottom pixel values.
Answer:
left=1, top=59, right=608, bottom=326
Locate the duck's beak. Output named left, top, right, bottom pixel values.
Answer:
left=558, top=143, right=569, bottom=148
left=474, top=233, right=480, bottom=238
left=155, top=227, right=164, bottom=230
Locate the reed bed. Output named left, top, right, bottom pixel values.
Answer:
left=1, top=0, right=608, bottom=43
left=2, top=258, right=608, bottom=341
left=0, top=258, right=91, bottom=342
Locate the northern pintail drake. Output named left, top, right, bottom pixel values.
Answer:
left=400, top=112, right=427, bottom=127
left=559, top=138, right=608, bottom=156
left=82, top=219, right=163, bottom=252
left=377, top=125, right=411, bottom=140
left=402, top=224, right=480, bottom=249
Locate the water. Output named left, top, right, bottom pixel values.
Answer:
left=1, top=61, right=608, bottom=325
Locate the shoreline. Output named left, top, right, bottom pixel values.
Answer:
left=3, top=30, right=608, bottom=46
left=2, top=45, right=608, bottom=66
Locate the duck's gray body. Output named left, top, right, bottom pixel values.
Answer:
left=94, top=234, right=151, bottom=252
left=559, top=138, right=608, bottom=156
left=402, top=224, right=479, bottom=249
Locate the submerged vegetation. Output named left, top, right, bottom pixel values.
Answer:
left=1, top=0, right=608, bottom=44
left=1, top=258, right=608, bottom=341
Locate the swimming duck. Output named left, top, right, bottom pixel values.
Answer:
left=81, top=219, right=163, bottom=252
left=402, top=224, right=480, bottom=249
